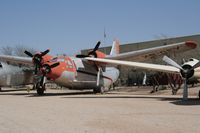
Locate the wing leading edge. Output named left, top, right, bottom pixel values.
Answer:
left=106, top=41, right=198, bottom=61
left=85, top=57, right=180, bottom=74
left=0, top=55, right=33, bottom=66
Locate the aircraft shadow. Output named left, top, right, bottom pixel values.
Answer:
left=0, top=89, right=33, bottom=96
left=1, top=90, right=200, bottom=106
left=62, top=95, right=200, bottom=106
left=0, top=90, right=94, bottom=96
left=170, top=99, right=200, bottom=106
left=27, top=91, right=94, bottom=97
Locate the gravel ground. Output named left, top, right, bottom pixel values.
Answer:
left=0, top=87, right=200, bottom=133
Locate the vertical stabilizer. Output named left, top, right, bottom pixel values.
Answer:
left=110, top=40, right=120, bottom=56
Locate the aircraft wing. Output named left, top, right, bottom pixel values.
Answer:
left=0, top=55, right=33, bottom=66
left=106, top=41, right=197, bottom=61
left=85, top=57, right=180, bottom=73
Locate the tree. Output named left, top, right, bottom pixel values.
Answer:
left=1, top=45, right=37, bottom=57
left=14, top=45, right=37, bottom=57
left=0, top=46, right=13, bottom=55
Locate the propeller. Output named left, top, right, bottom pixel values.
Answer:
left=88, top=41, right=101, bottom=56
left=76, top=41, right=101, bottom=58
left=163, top=55, right=200, bottom=100
left=76, top=41, right=103, bottom=87
left=24, top=51, right=33, bottom=57
left=41, top=62, right=60, bottom=75
left=38, top=62, right=60, bottom=88
left=24, top=49, right=50, bottom=74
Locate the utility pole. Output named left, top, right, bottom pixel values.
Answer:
left=103, top=27, right=107, bottom=54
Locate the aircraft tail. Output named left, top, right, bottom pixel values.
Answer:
left=110, top=40, right=120, bottom=56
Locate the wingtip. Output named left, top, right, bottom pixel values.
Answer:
left=185, top=41, right=198, bottom=49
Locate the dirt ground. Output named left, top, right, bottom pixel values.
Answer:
left=0, top=86, right=200, bottom=133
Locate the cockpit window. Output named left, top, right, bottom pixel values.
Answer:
left=0, top=63, right=2, bottom=68
left=189, top=58, right=194, bottom=61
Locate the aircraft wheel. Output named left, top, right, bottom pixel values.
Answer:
left=36, top=83, right=45, bottom=95
left=93, top=87, right=104, bottom=94
left=0, top=87, right=2, bottom=91
left=93, top=88, right=100, bottom=94
left=198, top=90, right=200, bottom=99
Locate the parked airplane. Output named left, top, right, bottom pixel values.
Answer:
left=0, top=62, right=34, bottom=91
left=0, top=40, right=198, bottom=100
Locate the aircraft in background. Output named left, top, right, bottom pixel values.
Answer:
left=0, top=40, right=198, bottom=100
left=0, top=62, right=34, bottom=91
left=162, top=56, right=200, bottom=100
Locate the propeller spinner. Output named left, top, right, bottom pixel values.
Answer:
left=41, top=62, right=60, bottom=75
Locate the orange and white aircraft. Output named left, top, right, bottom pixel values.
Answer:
left=0, top=40, right=198, bottom=98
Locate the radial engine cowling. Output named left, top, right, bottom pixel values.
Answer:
left=180, top=64, right=194, bottom=79
left=180, top=58, right=199, bottom=79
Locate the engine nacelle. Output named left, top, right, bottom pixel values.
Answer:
left=88, top=50, right=106, bottom=58
left=181, top=58, right=199, bottom=79
left=183, top=58, right=199, bottom=66
left=181, top=64, right=194, bottom=79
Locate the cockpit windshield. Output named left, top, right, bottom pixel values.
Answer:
left=0, top=63, right=2, bottom=68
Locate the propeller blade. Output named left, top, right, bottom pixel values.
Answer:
left=41, top=49, right=50, bottom=56
left=163, top=56, right=183, bottom=70
left=183, top=78, right=188, bottom=100
left=24, top=51, right=33, bottom=57
left=92, top=41, right=101, bottom=53
left=50, top=62, right=60, bottom=68
left=76, top=55, right=89, bottom=58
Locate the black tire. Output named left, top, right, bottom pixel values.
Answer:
left=93, top=87, right=104, bottom=94
left=93, top=88, right=100, bottom=94
left=36, top=83, right=45, bottom=95
left=198, top=90, right=200, bottom=99
left=37, top=88, right=44, bottom=95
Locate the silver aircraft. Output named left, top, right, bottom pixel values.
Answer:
left=0, top=62, right=33, bottom=91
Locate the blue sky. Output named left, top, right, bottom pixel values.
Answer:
left=0, top=0, right=199, bottom=55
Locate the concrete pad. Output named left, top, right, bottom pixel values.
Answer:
left=0, top=87, right=200, bottom=133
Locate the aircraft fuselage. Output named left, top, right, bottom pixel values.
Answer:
left=0, top=62, right=33, bottom=87
left=44, top=56, right=120, bottom=90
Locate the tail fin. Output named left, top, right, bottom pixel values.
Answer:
left=110, top=40, right=120, bottom=56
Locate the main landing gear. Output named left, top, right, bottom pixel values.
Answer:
left=36, top=83, right=45, bottom=95
left=93, top=86, right=105, bottom=94
left=33, top=81, right=45, bottom=96
left=198, top=90, right=200, bottom=99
